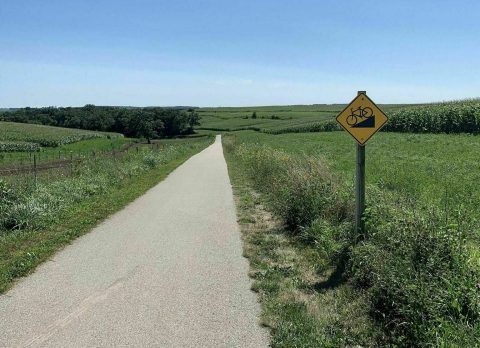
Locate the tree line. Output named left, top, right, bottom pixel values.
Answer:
left=0, top=105, right=201, bottom=141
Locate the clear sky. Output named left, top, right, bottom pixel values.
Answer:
left=1, top=0, right=479, bottom=107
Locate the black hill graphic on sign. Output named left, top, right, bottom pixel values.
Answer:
left=346, top=106, right=375, bottom=128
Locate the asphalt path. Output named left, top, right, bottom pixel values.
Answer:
left=0, top=135, right=268, bottom=347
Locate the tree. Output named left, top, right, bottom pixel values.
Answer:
left=134, top=111, right=164, bottom=143
left=252, top=111, right=257, bottom=119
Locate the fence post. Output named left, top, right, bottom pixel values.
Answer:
left=70, top=152, right=73, bottom=176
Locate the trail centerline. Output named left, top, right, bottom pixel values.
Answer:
left=0, top=135, right=268, bottom=348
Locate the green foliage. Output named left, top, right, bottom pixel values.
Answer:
left=0, top=105, right=201, bottom=139
left=0, top=141, right=40, bottom=152
left=385, top=99, right=480, bottom=134
left=234, top=143, right=349, bottom=229
left=224, top=133, right=480, bottom=346
left=0, top=139, right=211, bottom=234
left=199, top=100, right=480, bottom=136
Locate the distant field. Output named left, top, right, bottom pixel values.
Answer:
left=0, top=122, right=131, bottom=168
left=197, top=104, right=414, bottom=133
left=0, top=121, right=122, bottom=150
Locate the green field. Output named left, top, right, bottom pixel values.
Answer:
left=228, top=131, right=480, bottom=213
left=219, top=101, right=480, bottom=347
left=197, top=104, right=413, bottom=133
left=1, top=102, right=479, bottom=346
left=0, top=122, right=132, bottom=167
left=0, top=121, right=122, bottom=149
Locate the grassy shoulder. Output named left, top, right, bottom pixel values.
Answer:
left=224, top=139, right=379, bottom=347
left=223, top=133, right=480, bottom=347
left=0, top=137, right=212, bottom=294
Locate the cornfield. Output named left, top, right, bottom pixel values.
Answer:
left=0, top=121, right=123, bottom=150
left=384, top=99, right=480, bottom=134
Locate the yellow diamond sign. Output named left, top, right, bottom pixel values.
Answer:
left=336, top=92, right=388, bottom=145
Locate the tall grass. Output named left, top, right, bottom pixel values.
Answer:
left=224, top=135, right=480, bottom=346
left=0, top=141, right=209, bottom=233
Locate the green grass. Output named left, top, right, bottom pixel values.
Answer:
left=0, top=137, right=213, bottom=294
left=223, top=130, right=480, bottom=346
left=226, top=131, right=480, bottom=214
left=225, top=144, right=379, bottom=347
left=0, top=121, right=129, bottom=167
left=0, top=137, right=134, bottom=167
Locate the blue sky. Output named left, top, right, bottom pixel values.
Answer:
left=1, top=0, right=479, bottom=107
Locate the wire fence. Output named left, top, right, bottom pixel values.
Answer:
left=0, top=142, right=163, bottom=179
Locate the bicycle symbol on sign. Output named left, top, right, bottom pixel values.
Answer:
left=346, top=106, right=375, bottom=128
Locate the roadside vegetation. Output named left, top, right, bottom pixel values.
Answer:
left=0, top=136, right=212, bottom=293
left=223, top=131, right=480, bottom=347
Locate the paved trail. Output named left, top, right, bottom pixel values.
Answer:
left=0, top=136, right=268, bottom=348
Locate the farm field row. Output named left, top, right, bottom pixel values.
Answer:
left=199, top=99, right=480, bottom=136
left=0, top=121, right=122, bottom=148
left=0, top=121, right=129, bottom=167
left=197, top=103, right=413, bottom=132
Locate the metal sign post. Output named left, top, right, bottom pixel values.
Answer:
left=355, top=91, right=366, bottom=235
left=336, top=91, right=388, bottom=237
left=355, top=136, right=365, bottom=234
